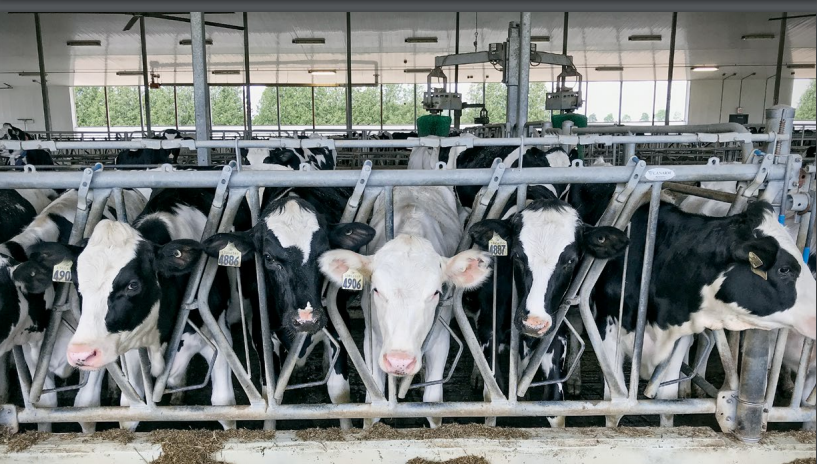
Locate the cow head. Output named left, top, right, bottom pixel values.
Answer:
left=320, top=234, right=492, bottom=376
left=704, top=201, right=816, bottom=340
left=14, top=220, right=202, bottom=374
left=470, top=199, right=629, bottom=338
left=203, top=197, right=374, bottom=336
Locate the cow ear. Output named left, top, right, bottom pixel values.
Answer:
left=27, top=242, right=84, bottom=268
left=201, top=232, right=256, bottom=259
left=328, top=223, right=376, bottom=252
left=12, top=242, right=82, bottom=294
left=731, top=235, right=779, bottom=271
left=319, top=249, right=372, bottom=286
left=156, top=239, right=203, bottom=275
left=443, top=249, right=492, bottom=290
left=581, top=225, right=630, bottom=259
left=469, top=219, right=512, bottom=249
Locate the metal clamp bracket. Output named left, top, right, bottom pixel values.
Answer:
left=76, top=164, right=102, bottom=211
left=212, top=164, right=234, bottom=209
left=743, top=152, right=774, bottom=198
left=347, top=160, right=373, bottom=211
left=616, top=159, right=647, bottom=203
left=716, top=390, right=738, bottom=433
left=480, top=158, right=507, bottom=207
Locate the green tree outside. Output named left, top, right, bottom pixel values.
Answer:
left=73, top=87, right=106, bottom=127
left=794, top=80, right=816, bottom=121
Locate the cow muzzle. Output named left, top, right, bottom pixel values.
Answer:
left=66, top=344, right=104, bottom=370
left=284, top=302, right=327, bottom=335
left=381, top=351, right=419, bottom=376
left=520, top=315, right=552, bottom=338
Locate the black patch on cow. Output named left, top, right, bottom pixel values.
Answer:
left=3, top=241, right=28, bottom=263
left=48, top=213, right=74, bottom=244
left=137, top=218, right=173, bottom=246
left=0, top=190, right=37, bottom=244
left=104, top=241, right=163, bottom=334
left=0, top=267, right=21, bottom=344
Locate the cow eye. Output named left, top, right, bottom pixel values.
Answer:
left=597, top=235, right=606, bottom=244
left=126, top=281, right=140, bottom=292
left=565, top=257, right=576, bottom=266
left=173, top=249, right=182, bottom=258
left=779, top=266, right=791, bottom=276
left=372, top=288, right=379, bottom=295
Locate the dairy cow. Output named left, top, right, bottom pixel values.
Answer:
left=114, top=129, right=192, bottom=166
left=1, top=123, right=55, bottom=167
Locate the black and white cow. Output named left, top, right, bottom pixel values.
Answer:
left=1, top=123, right=55, bottom=167
left=16, top=188, right=246, bottom=431
left=560, top=181, right=816, bottom=424
left=1, top=189, right=147, bottom=430
left=319, top=182, right=492, bottom=428
left=114, top=129, right=192, bottom=166
left=201, top=187, right=374, bottom=429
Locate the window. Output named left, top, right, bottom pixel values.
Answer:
left=279, top=87, right=312, bottom=127
left=792, top=79, right=816, bottom=122
left=620, top=81, right=656, bottom=125
left=654, top=81, right=688, bottom=123
left=210, top=86, right=245, bottom=127
left=175, top=86, right=196, bottom=128
left=585, top=81, right=620, bottom=124
left=382, top=84, right=415, bottom=127
left=528, top=81, right=550, bottom=122
left=73, top=87, right=106, bottom=128
left=148, top=86, right=177, bottom=128
left=352, top=86, right=379, bottom=127
left=314, top=87, right=346, bottom=127
left=251, top=86, right=278, bottom=127
left=106, top=87, right=142, bottom=127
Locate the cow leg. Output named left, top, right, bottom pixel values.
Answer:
left=601, top=322, right=626, bottom=428
left=167, top=331, right=202, bottom=406
left=781, top=365, right=796, bottom=395
left=22, top=341, right=57, bottom=432
left=207, top=313, right=236, bottom=430
left=543, top=335, right=567, bottom=428
left=0, top=352, right=8, bottom=404
left=656, top=335, right=694, bottom=427
left=692, top=332, right=712, bottom=398
left=75, top=370, right=106, bottom=433
left=324, top=335, right=352, bottom=430
left=119, top=350, right=145, bottom=432
left=800, top=367, right=816, bottom=431
left=565, top=311, right=584, bottom=397
left=422, top=319, right=451, bottom=429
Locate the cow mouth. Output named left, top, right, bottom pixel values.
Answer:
left=285, top=307, right=327, bottom=334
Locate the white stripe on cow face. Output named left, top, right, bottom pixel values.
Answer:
left=71, top=221, right=160, bottom=368
left=265, top=200, right=320, bottom=265
left=517, top=206, right=580, bottom=326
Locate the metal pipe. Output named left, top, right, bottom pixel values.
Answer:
left=273, top=334, right=308, bottom=403
left=15, top=399, right=724, bottom=424
left=34, top=13, right=52, bottom=138
left=452, top=290, right=505, bottom=401
left=572, top=123, right=751, bottom=135
left=790, top=339, right=815, bottom=408
left=765, top=329, right=789, bottom=409
left=628, top=183, right=662, bottom=400
left=0, top=163, right=788, bottom=191
left=345, top=12, right=353, bottom=136
left=618, top=80, right=623, bottom=124
left=506, top=21, right=520, bottom=136
left=311, top=86, right=317, bottom=130
left=190, top=12, right=212, bottom=166
left=454, top=12, right=461, bottom=130
left=735, top=329, right=770, bottom=443
left=714, top=329, right=740, bottom=391
left=243, top=12, right=252, bottom=139
left=665, top=12, right=677, bottom=126
left=517, top=13, right=531, bottom=133
left=719, top=73, right=738, bottom=123
left=140, top=16, right=152, bottom=136
left=663, top=182, right=738, bottom=203
left=276, top=85, right=282, bottom=135
left=384, top=186, right=394, bottom=240
left=173, top=85, right=179, bottom=130
left=104, top=86, right=111, bottom=137
left=773, top=13, right=787, bottom=105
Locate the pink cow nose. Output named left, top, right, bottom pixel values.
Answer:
left=382, top=351, right=417, bottom=375
left=296, top=303, right=316, bottom=324
left=523, top=316, right=551, bottom=334
left=66, top=345, right=101, bottom=368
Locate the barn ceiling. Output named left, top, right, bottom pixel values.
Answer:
left=0, top=11, right=814, bottom=88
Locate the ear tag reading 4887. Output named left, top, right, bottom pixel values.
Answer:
left=488, top=233, right=508, bottom=256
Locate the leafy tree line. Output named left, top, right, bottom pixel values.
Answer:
left=795, top=79, right=816, bottom=121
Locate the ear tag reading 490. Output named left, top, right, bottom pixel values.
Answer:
left=218, top=242, right=242, bottom=267
left=342, top=269, right=363, bottom=291
left=488, top=233, right=508, bottom=256
left=52, top=259, right=73, bottom=283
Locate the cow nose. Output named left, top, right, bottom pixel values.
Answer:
left=523, top=316, right=551, bottom=334
left=382, top=351, right=417, bottom=375
left=296, top=302, right=316, bottom=324
left=66, top=345, right=100, bottom=368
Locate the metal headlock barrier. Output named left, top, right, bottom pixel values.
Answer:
left=0, top=112, right=815, bottom=444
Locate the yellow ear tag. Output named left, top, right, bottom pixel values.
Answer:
left=748, top=251, right=763, bottom=269
left=218, top=242, right=242, bottom=267
left=488, top=232, right=508, bottom=256
left=341, top=269, right=364, bottom=291
left=52, top=259, right=73, bottom=283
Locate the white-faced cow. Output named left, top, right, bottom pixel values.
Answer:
left=16, top=188, right=246, bottom=431
left=201, top=186, right=374, bottom=429
left=319, top=185, right=492, bottom=428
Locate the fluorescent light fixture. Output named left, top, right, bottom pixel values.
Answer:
left=212, top=70, right=240, bottom=75
left=404, top=68, right=433, bottom=73
left=179, top=39, right=213, bottom=45
left=741, top=33, right=775, bottom=40
left=116, top=71, right=144, bottom=76
left=66, top=40, right=101, bottom=46
left=595, top=66, right=624, bottom=71
left=308, top=69, right=337, bottom=75
left=405, top=37, right=438, bottom=44
left=628, top=35, right=662, bottom=42
left=18, top=72, right=45, bottom=77
left=787, top=63, right=815, bottom=69
left=292, top=38, right=325, bottom=45
left=531, top=35, right=550, bottom=42
left=691, top=66, right=719, bottom=72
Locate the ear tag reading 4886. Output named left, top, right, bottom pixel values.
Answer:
left=218, top=242, right=242, bottom=267
left=52, top=259, right=73, bottom=283
left=488, top=233, right=508, bottom=256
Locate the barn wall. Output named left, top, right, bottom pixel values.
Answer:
left=687, top=78, right=794, bottom=125
left=0, top=85, right=74, bottom=132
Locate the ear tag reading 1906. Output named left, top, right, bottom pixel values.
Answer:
left=341, top=269, right=363, bottom=291
left=52, top=259, right=73, bottom=283
left=488, top=233, right=508, bottom=256
left=218, top=242, right=242, bottom=267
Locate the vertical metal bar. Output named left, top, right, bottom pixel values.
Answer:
left=173, top=85, right=179, bottom=130
left=273, top=334, right=307, bottom=403
left=773, top=13, right=787, bottom=105
left=190, top=12, right=212, bottom=166
left=137, top=85, right=145, bottom=135
left=517, top=12, right=531, bottom=132
left=665, top=12, right=677, bottom=126
left=243, top=12, right=252, bottom=139
left=413, top=83, right=418, bottom=131
left=765, top=329, right=789, bottom=409
left=790, top=339, right=815, bottom=408
left=12, top=347, right=33, bottom=409
left=618, top=80, right=624, bottom=124
left=385, top=186, right=394, bottom=241
left=454, top=12, right=461, bottom=130
left=140, top=16, right=152, bottom=136
left=562, top=12, right=569, bottom=56
left=311, top=87, right=317, bottom=130
left=104, top=86, right=111, bottom=138
left=276, top=85, right=281, bottom=135
left=735, top=329, right=771, bottom=443
left=628, top=182, right=662, bottom=400
left=379, top=83, right=384, bottom=131
left=345, top=12, right=353, bottom=136
left=651, top=80, right=657, bottom=126
left=506, top=21, right=520, bottom=136
left=34, top=13, right=52, bottom=138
